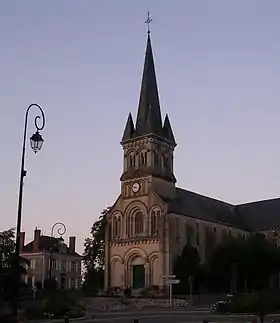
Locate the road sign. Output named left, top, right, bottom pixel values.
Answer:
left=161, top=274, right=176, bottom=279
left=168, top=279, right=180, bottom=284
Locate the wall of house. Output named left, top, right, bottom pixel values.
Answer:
left=49, top=253, right=82, bottom=289
left=21, top=252, right=82, bottom=289
left=21, top=253, right=46, bottom=287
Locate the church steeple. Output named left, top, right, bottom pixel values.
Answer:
left=120, top=17, right=177, bottom=187
left=121, top=32, right=176, bottom=144
left=134, top=33, right=163, bottom=137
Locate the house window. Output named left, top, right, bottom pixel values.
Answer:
left=26, top=275, right=35, bottom=287
left=71, top=278, right=77, bottom=289
left=62, top=261, right=67, bottom=271
left=30, top=259, right=36, bottom=270
left=51, top=259, right=57, bottom=269
left=56, top=260, right=61, bottom=271
left=135, top=212, right=144, bottom=234
left=71, top=261, right=77, bottom=272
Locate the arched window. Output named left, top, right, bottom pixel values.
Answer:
left=163, top=154, right=169, bottom=171
left=117, top=217, right=121, bottom=238
left=186, top=223, right=193, bottom=245
left=112, top=216, right=121, bottom=239
left=112, top=217, right=117, bottom=239
left=196, top=223, right=200, bottom=246
left=151, top=210, right=160, bottom=235
left=129, top=153, right=136, bottom=168
left=126, top=214, right=132, bottom=238
left=135, top=212, right=144, bottom=234
left=151, top=211, right=157, bottom=235
left=140, top=151, right=148, bottom=166
left=154, top=150, right=160, bottom=166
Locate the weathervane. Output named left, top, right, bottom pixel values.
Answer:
left=145, top=10, right=152, bottom=34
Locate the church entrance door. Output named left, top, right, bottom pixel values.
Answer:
left=132, top=264, right=145, bottom=289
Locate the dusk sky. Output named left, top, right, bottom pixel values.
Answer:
left=1, top=1, right=280, bottom=254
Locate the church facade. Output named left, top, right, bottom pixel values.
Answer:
left=104, top=32, right=280, bottom=292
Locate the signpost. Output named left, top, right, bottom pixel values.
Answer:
left=188, top=275, right=194, bottom=303
left=161, top=275, right=180, bottom=307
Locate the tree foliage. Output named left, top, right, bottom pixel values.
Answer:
left=208, top=234, right=280, bottom=292
left=0, top=228, right=28, bottom=302
left=83, top=207, right=111, bottom=294
left=173, top=244, right=201, bottom=294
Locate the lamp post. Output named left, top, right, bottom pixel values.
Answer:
left=48, top=222, right=66, bottom=280
left=13, top=104, right=45, bottom=317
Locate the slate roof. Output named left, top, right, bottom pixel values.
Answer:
left=22, top=235, right=82, bottom=257
left=162, top=187, right=280, bottom=232
left=236, top=198, right=280, bottom=231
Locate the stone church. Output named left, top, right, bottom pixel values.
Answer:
left=104, top=31, right=280, bottom=292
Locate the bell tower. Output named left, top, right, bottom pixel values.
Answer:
left=120, top=29, right=177, bottom=200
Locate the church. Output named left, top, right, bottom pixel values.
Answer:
left=104, top=29, right=280, bottom=292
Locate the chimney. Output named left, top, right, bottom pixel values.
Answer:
left=69, top=236, right=76, bottom=252
left=33, top=227, right=41, bottom=252
left=19, top=232, right=25, bottom=252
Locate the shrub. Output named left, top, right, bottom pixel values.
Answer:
left=23, top=290, right=86, bottom=319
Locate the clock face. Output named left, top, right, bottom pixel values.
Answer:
left=132, top=182, right=140, bottom=193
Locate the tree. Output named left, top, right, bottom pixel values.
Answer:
left=0, top=228, right=28, bottom=302
left=173, top=244, right=201, bottom=294
left=208, top=234, right=280, bottom=293
left=83, top=207, right=111, bottom=294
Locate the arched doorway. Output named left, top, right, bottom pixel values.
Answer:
left=127, top=254, right=146, bottom=289
left=132, top=263, right=145, bottom=289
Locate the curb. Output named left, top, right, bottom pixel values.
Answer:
left=35, top=316, right=88, bottom=323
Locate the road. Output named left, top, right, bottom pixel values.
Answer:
left=70, top=310, right=262, bottom=323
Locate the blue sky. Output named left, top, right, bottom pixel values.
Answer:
left=1, top=0, right=280, bottom=254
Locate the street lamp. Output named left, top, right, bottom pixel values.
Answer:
left=13, top=104, right=45, bottom=317
left=48, top=222, right=67, bottom=280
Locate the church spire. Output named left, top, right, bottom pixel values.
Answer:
left=121, top=13, right=176, bottom=144
left=134, top=25, right=163, bottom=137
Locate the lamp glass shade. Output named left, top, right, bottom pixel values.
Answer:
left=30, top=131, right=44, bottom=153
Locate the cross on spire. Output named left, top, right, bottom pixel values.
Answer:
left=145, top=11, right=152, bottom=34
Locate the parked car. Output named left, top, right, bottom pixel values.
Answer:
left=210, top=295, right=234, bottom=313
